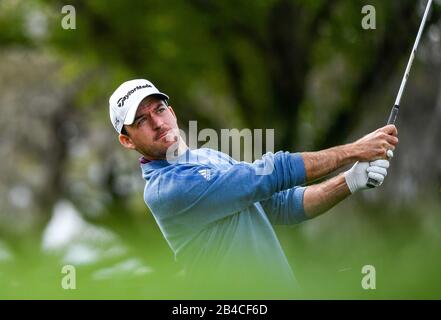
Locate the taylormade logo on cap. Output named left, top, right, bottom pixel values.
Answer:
left=109, top=79, right=169, bottom=133
left=117, top=83, right=152, bottom=108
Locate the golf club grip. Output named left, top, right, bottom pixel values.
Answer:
left=367, top=177, right=380, bottom=188
left=367, top=104, right=400, bottom=188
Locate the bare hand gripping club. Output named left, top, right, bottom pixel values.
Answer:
left=367, top=0, right=433, bottom=188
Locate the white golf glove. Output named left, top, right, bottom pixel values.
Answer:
left=344, top=151, right=392, bottom=193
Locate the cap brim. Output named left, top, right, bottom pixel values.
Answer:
left=123, top=92, right=169, bottom=126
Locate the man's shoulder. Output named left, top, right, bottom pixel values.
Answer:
left=190, top=148, right=236, bottom=165
left=141, top=148, right=235, bottom=189
left=143, top=162, right=215, bottom=215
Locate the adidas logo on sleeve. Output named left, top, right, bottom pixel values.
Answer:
left=198, top=169, right=212, bottom=181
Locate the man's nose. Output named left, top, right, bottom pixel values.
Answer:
left=150, top=114, right=164, bottom=129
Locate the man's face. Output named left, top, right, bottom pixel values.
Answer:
left=119, top=96, right=179, bottom=160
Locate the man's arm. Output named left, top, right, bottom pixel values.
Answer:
left=301, top=145, right=355, bottom=182
left=146, top=151, right=307, bottom=232
left=260, top=158, right=390, bottom=224
left=302, top=159, right=391, bottom=219
left=303, top=174, right=350, bottom=219
left=260, top=125, right=398, bottom=223
left=301, top=124, right=398, bottom=182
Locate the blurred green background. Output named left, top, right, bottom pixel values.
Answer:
left=0, top=0, right=440, bottom=299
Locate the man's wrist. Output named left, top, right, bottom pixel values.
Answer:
left=304, top=173, right=351, bottom=218
left=338, top=143, right=359, bottom=166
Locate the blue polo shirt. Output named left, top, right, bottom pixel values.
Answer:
left=140, top=148, right=308, bottom=293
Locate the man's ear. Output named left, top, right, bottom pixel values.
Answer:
left=118, top=133, right=136, bottom=150
left=168, top=106, right=177, bottom=119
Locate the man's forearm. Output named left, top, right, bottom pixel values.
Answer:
left=301, top=144, right=357, bottom=182
left=300, top=125, right=399, bottom=182
left=303, top=174, right=351, bottom=219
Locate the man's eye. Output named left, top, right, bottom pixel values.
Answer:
left=157, top=107, right=166, bottom=113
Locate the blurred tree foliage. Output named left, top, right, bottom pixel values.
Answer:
left=0, top=0, right=440, bottom=235
left=42, top=0, right=440, bottom=148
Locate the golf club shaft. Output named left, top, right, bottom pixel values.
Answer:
left=367, top=0, right=433, bottom=188
left=395, top=0, right=433, bottom=107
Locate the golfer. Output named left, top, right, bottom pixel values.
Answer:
left=109, top=79, right=398, bottom=294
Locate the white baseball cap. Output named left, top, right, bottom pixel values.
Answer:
left=109, top=79, right=169, bottom=133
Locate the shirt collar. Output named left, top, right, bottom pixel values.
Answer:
left=139, top=156, right=151, bottom=164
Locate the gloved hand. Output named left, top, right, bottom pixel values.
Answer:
left=344, top=151, right=392, bottom=193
